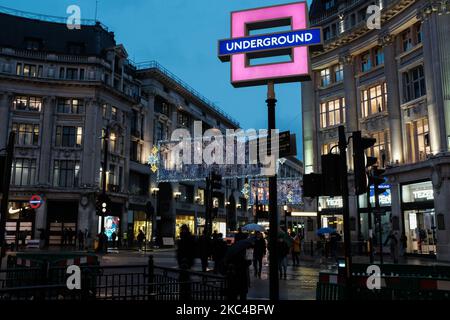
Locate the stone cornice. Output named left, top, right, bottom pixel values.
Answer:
left=378, top=32, right=395, bottom=47
left=417, top=0, right=450, bottom=21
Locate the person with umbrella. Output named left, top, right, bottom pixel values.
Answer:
left=252, top=231, right=266, bottom=278
left=223, top=237, right=254, bottom=300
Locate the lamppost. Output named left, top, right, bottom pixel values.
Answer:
left=194, top=195, right=201, bottom=236
left=151, top=187, right=159, bottom=248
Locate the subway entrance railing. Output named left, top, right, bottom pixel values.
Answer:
left=0, top=256, right=228, bottom=301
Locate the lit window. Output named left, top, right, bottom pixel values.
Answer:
left=320, top=98, right=345, bottom=128
left=368, top=131, right=390, bottom=167
left=13, top=96, right=42, bottom=112
left=12, top=123, right=39, bottom=146
left=55, top=126, right=83, bottom=148
left=320, top=68, right=331, bottom=87
left=11, top=158, right=36, bottom=186
left=361, top=83, right=387, bottom=117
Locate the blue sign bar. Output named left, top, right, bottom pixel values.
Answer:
left=218, top=28, right=322, bottom=57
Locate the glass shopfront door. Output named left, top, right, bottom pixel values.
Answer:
left=403, top=209, right=437, bottom=255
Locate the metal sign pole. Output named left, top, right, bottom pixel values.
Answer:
left=267, top=81, right=279, bottom=301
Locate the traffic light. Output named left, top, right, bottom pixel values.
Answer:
left=145, top=201, right=154, bottom=220
left=353, top=131, right=377, bottom=195
left=302, top=173, right=322, bottom=198
left=369, top=166, right=386, bottom=193
left=96, top=194, right=111, bottom=216
left=321, top=154, right=341, bottom=196
left=212, top=207, right=218, bottom=219
left=211, top=172, right=222, bottom=190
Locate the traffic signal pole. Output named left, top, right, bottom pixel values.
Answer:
left=267, top=81, right=279, bottom=301
left=0, top=132, right=15, bottom=268
left=100, top=126, right=109, bottom=235
left=338, top=126, right=352, bottom=299
left=367, top=187, right=374, bottom=264
left=374, top=178, right=383, bottom=265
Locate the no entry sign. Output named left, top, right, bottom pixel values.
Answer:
left=29, top=194, right=43, bottom=209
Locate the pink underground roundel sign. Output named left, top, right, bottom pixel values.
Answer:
left=218, top=2, right=322, bottom=88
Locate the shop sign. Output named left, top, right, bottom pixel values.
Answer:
left=413, top=189, right=434, bottom=201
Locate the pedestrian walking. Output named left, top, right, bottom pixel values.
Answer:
left=111, top=231, right=117, bottom=248
left=176, top=224, right=195, bottom=270
left=384, top=231, right=399, bottom=264
left=291, top=233, right=301, bottom=267
left=77, top=230, right=84, bottom=250
left=198, top=230, right=211, bottom=272
left=68, top=227, right=74, bottom=246
left=252, top=231, right=266, bottom=278
left=235, top=227, right=247, bottom=243
left=212, top=233, right=228, bottom=274
left=137, top=229, right=145, bottom=251
left=400, top=232, right=407, bottom=257
left=277, top=236, right=290, bottom=279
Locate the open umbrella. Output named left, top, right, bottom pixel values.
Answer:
left=316, top=227, right=336, bottom=235
left=224, top=237, right=255, bottom=261
left=242, top=223, right=265, bottom=232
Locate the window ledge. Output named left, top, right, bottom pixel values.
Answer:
left=318, top=81, right=343, bottom=90
left=396, top=43, right=423, bottom=61
left=360, top=111, right=389, bottom=123
left=356, top=64, right=385, bottom=78
left=400, top=96, right=427, bottom=109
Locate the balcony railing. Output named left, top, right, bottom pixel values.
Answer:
left=133, top=60, right=240, bottom=128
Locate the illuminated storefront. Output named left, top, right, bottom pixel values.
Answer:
left=6, top=201, right=35, bottom=246
left=401, top=181, right=436, bottom=256
left=358, top=182, right=392, bottom=246
left=318, top=196, right=344, bottom=235
left=175, top=215, right=195, bottom=238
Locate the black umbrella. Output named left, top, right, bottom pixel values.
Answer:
left=224, top=237, right=255, bottom=262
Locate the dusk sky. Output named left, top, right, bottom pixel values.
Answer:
left=0, top=0, right=312, bottom=159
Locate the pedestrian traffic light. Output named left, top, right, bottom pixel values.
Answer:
left=321, top=154, right=341, bottom=196
left=96, top=194, right=111, bottom=216
left=211, top=172, right=222, bottom=190
left=353, top=131, right=377, bottom=195
left=302, top=173, right=322, bottom=198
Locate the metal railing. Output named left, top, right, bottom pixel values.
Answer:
left=0, top=257, right=228, bottom=301
left=134, top=60, right=240, bottom=128
left=0, top=5, right=109, bottom=31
